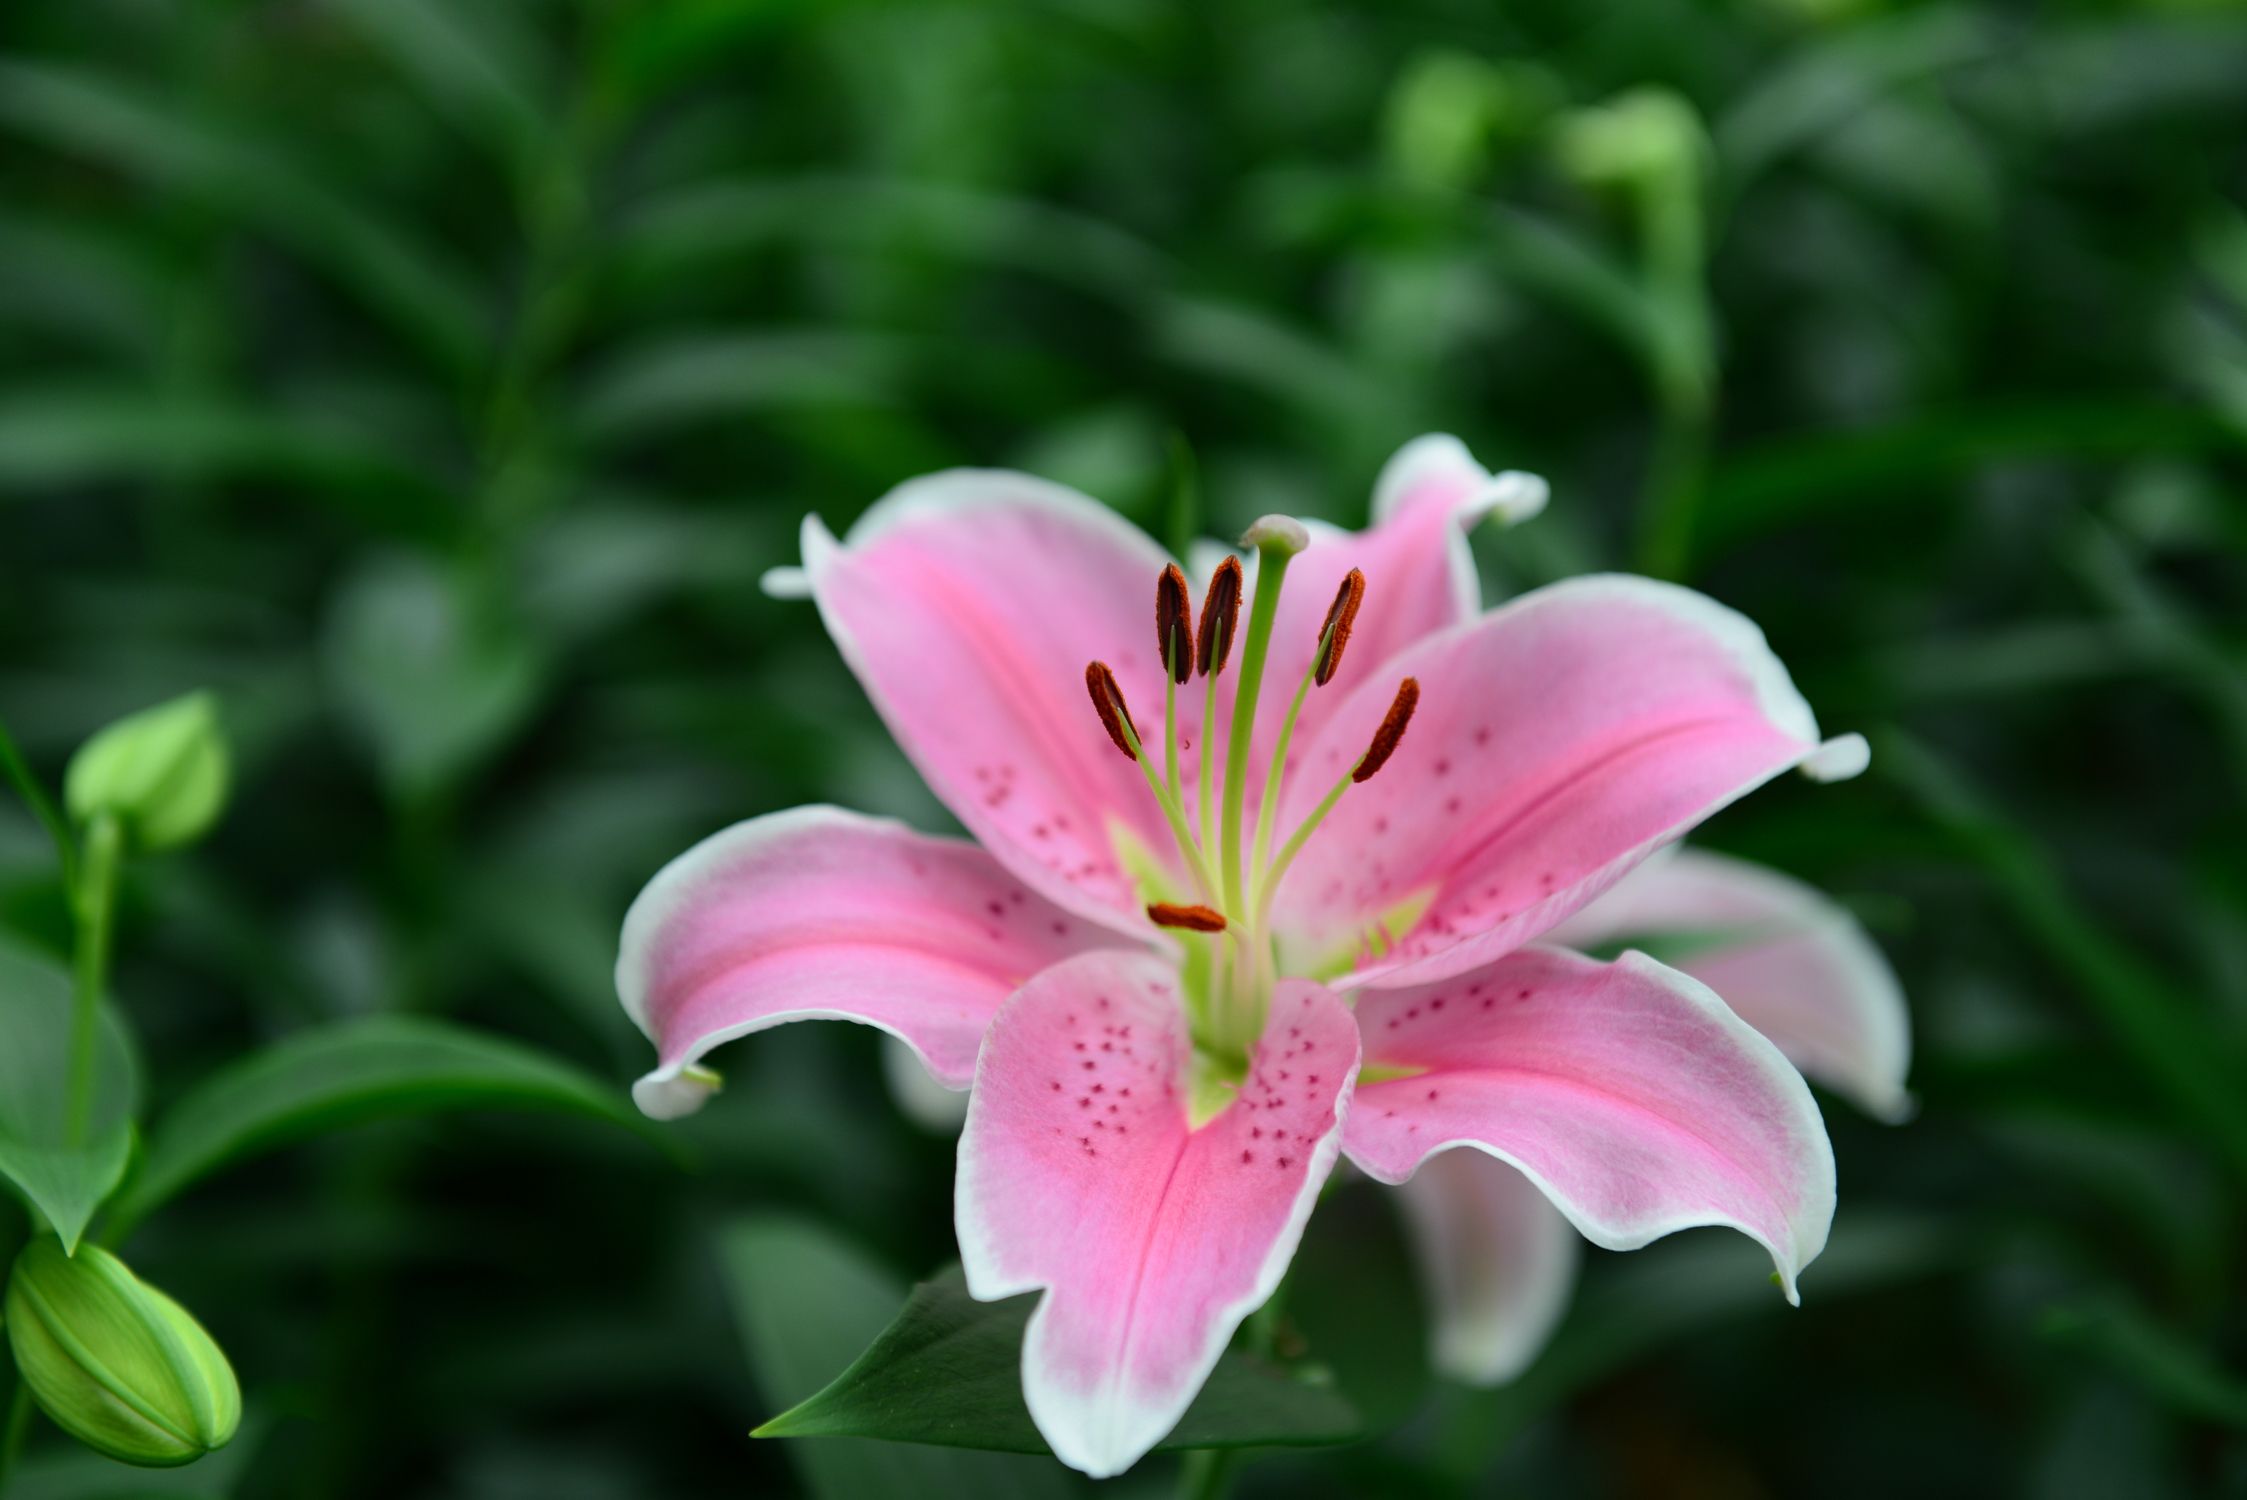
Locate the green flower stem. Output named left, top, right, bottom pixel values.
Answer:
left=1177, top=1447, right=1238, bottom=1500
left=0, top=713, right=74, bottom=888
left=0, top=1386, right=31, bottom=1497
left=66, top=813, right=123, bottom=1149
left=1220, top=546, right=1294, bottom=917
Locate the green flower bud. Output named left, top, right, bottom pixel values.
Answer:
left=64, top=692, right=231, bottom=852
left=1553, top=86, right=1709, bottom=193
left=4, top=1238, right=241, bottom=1468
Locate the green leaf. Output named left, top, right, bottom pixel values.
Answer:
left=720, top=1218, right=1074, bottom=1499
left=754, top=1262, right=1361, bottom=1456
left=323, top=552, right=549, bottom=803
left=0, top=62, right=487, bottom=377
left=1879, top=731, right=2247, bottom=1188
left=0, top=389, right=457, bottom=537
left=325, top=0, right=552, bottom=187
left=1282, top=1182, right=1429, bottom=1435
left=103, top=1016, right=646, bottom=1238
left=1698, top=401, right=2245, bottom=559
left=0, top=937, right=139, bottom=1253
left=1435, top=1212, right=1962, bottom=1478
left=572, top=332, right=912, bottom=447
left=2042, top=1296, right=2247, bottom=1429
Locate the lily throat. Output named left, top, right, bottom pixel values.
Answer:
left=1083, top=516, right=1420, bottom=1079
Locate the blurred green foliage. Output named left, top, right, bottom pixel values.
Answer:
left=2, top=0, right=2245, bottom=1495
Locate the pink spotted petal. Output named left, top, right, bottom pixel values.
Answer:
left=1550, top=848, right=1913, bottom=1121
left=617, top=807, right=1117, bottom=1119
left=1347, top=947, right=1834, bottom=1300
left=956, top=952, right=1358, bottom=1477
left=800, top=471, right=1185, bottom=936
left=1394, top=1150, right=1579, bottom=1385
left=1273, top=574, right=1865, bottom=989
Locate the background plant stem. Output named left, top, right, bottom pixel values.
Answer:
left=65, top=813, right=121, bottom=1148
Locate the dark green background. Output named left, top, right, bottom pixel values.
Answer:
left=3, top=0, right=2245, bottom=1495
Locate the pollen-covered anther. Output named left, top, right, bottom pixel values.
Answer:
left=1155, top=564, right=1194, bottom=685
left=1084, top=661, right=1139, bottom=761
left=1314, top=568, right=1366, bottom=686
left=1196, top=556, right=1242, bottom=677
left=1146, top=901, right=1228, bottom=932
left=1353, top=677, right=1420, bottom=783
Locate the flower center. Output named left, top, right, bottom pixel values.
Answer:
left=1083, top=518, right=1420, bottom=1081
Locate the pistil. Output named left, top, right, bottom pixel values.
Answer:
left=1219, top=518, right=1308, bottom=916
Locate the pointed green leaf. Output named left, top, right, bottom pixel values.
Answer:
left=103, top=1017, right=647, bottom=1238
left=0, top=937, right=139, bottom=1253
left=720, top=1218, right=1072, bottom=1499
left=755, top=1262, right=1361, bottom=1455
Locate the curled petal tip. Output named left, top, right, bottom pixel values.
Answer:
left=1240, top=514, right=1310, bottom=555
left=633, top=1065, right=722, bottom=1121
left=1482, top=471, right=1549, bottom=525
left=760, top=565, right=812, bottom=600
left=1801, top=732, right=1870, bottom=783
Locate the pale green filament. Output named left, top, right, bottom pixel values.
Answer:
left=1252, top=757, right=1361, bottom=939
left=1219, top=545, right=1293, bottom=915
left=1162, top=645, right=1184, bottom=805
left=1114, top=710, right=1222, bottom=910
left=1246, top=641, right=1326, bottom=899
left=1196, top=670, right=1219, bottom=855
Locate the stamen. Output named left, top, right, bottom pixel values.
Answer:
left=1251, top=677, right=1424, bottom=935
left=1085, top=661, right=1138, bottom=761
left=1148, top=902, right=1228, bottom=932
left=1156, top=564, right=1194, bottom=686
left=1196, top=557, right=1242, bottom=677
left=1313, top=568, right=1366, bottom=686
left=1354, top=677, right=1420, bottom=782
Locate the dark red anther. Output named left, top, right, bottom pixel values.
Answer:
left=1314, top=568, right=1366, bottom=687
left=1085, top=661, right=1139, bottom=761
left=1147, top=902, right=1228, bottom=932
left=1196, top=556, right=1242, bottom=678
left=1353, top=677, right=1419, bottom=783
left=1156, top=564, right=1194, bottom=685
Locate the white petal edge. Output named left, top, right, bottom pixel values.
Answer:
left=1355, top=951, right=1836, bottom=1305
left=1802, top=731, right=1870, bottom=782
left=616, top=804, right=1001, bottom=1120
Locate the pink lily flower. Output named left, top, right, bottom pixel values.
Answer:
left=617, top=436, right=1869, bottom=1477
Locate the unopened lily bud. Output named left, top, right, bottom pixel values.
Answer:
left=1554, top=86, right=1708, bottom=192
left=64, top=692, right=230, bottom=852
left=5, top=1238, right=241, bottom=1468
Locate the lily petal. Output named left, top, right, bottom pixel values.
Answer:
left=1394, top=1149, right=1579, bottom=1386
left=617, top=806, right=1114, bottom=1119
left=1273, top=574, right=1860, bottom=989
left=1550, top=848, right=1913, bottom=1121
left=956, top=951, right=1358, bottom=1477
left=1346, top=947, right=1834, bottom=1300
left=800, top=471, right=1183, bottom=936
